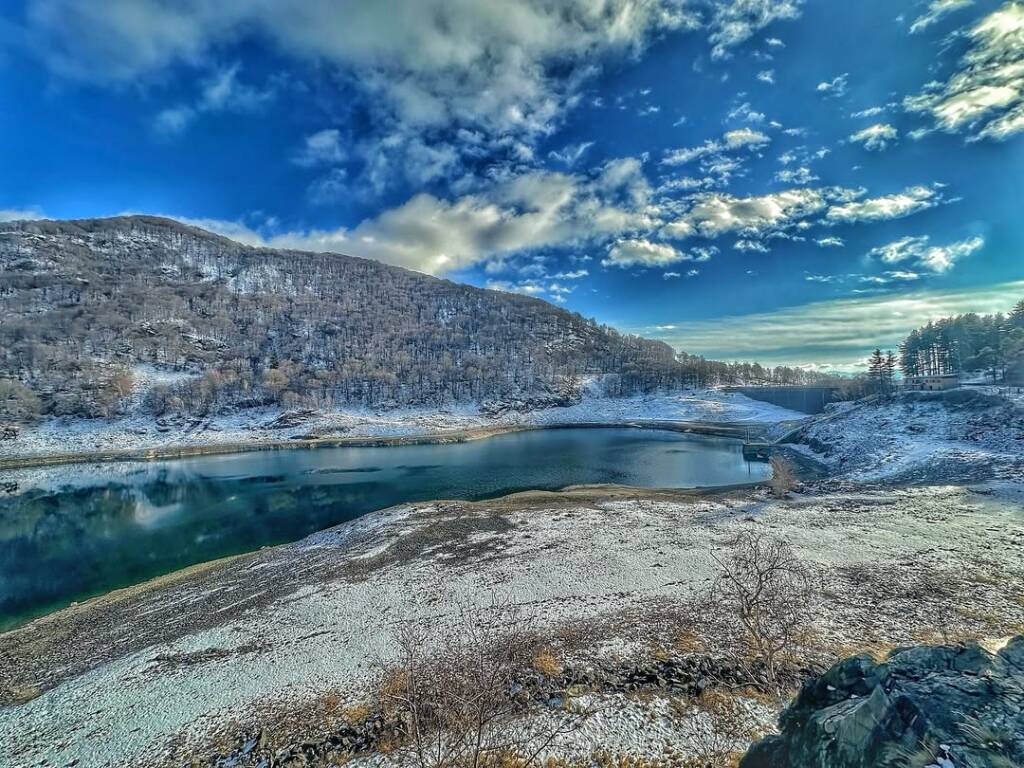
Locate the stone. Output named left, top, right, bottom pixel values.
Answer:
left=741, top=636, right=1024, bottom=768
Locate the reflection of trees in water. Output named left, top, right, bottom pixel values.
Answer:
left=0, top=473, right=389, bottom=623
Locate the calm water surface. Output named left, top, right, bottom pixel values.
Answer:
left=0, top=427, right=767, bottom=629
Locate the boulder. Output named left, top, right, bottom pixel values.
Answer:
left=741, top=636, right=1024, bottom=768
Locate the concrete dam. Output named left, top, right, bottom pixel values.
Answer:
left=727, top=385, right=840, bottom=415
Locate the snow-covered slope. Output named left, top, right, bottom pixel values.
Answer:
left=0, top=388, right=803, bottom=462
left=785, top=389, right=1024, bottom=483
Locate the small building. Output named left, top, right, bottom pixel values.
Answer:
left=904, top=373, right=960, bottom=392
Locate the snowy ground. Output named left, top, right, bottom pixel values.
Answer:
left=0, top=389, right=802, bottom=462
left=1, top=481, right=1021, bottom=768
left=2, top=388, right=1022, bottom=767
left=782, top=390, right=1024, bottom=483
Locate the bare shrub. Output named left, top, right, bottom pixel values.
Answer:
left=376, top=600, right=588, bottom=768
left=670, top=689, right=767, bottom=768
left=0, top=379, right=41, bottom=422
left=707, top=532, right=816, bottom=695
left=767, top=456, right=797, bottom=497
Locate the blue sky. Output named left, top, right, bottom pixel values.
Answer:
left=2, top=0, right=1023, bottom=370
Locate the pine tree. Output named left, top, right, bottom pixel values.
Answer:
left=868, top=349, right=886, bottom=393
left=884, top=351, right=897, bottom=391
left=1010, top=299, right=1024, bottom=329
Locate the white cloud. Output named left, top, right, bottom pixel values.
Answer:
left=774, top=166, right=819, bottom=184
left=867, top=234, right=984, bottom=273
left=726, top=101, right=766, bottom=123
left=602, top=238, right=689, bottom=268
left=868, top=235, right=931, bottom=264
left=644, top=280, right=1024, bottom=369
left=850, top=105, right=886, bottom=118
left=734, top=238, right=770, bottom=252
left=659, top=127, right=770, bottom=189
left=153, top=105, right=196, bottom=135
left=707, top=0, right=804, bottom=60
left=198, top=62, right=272, bottom=112
left=485, top=279, right=546, bottom=297
left=292, top=129, right=346, bottom=167
left=723, top=127, right=771, bottom=148
left=0, top=207, right=46, bottom=221
left=307, top=168, right=349, bottom=205
left=756, top=69, right=775, bottom=85
left=662, top=141, right=722, bottom=166
left=905, top=2, right=1024, bottom=141
left=825, top=185, right=941, bottom=224
left=848, top=123, right=898, bottom=151
left=22, top=0, right=698, bottom=189
left=548, top=141, right=595, bottom=167
left=171, top=164, right=655, bottom=275
left=816, top=73, right=849, bottom=97
left=814, top=236, right=844, bottom=248
left=663, top=188, right=829, bottom=238
left=153, top=63, right=271, bottom=135
left=909, top=0, right=974, bottom=34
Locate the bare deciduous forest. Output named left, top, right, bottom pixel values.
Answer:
left=0, top=216, right=834, bottom=421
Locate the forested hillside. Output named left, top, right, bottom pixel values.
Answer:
left=899, top=299, right=1024, bottom=379
left=0, top=216, right=700, bottom=420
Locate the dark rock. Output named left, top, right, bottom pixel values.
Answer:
left=263, top=410, right=318, bottom=430
left=479, top=391, right=580, bottom=416
left=741, top=636, right=1024, bottom=768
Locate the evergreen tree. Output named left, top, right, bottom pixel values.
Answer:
left=868, top=349, right=886, bottom=393
left=884, top=351, right=897, bottom=391
left=1010, top=300, right=1024, bottom=329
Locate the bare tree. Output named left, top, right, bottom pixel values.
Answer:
left=767, top=455, right=798, bottom=498
left=375, top=600, right=588, bottom=768
left=709, top=532, right=816, bottom=695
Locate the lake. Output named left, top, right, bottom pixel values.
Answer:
left=0, top=427, right=768, bottom=629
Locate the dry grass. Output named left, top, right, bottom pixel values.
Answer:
left=340, top=702, right=372, bottom=725
left=672, top=629, right=706, bottom=655
left=532, top=649, right=563, bottom=677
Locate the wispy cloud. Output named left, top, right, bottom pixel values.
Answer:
left=816, top=73, right=849, bottom=97
left=848, top=123, right=898, bottom=151
left=825, top=185, right=943, bottom=224
left=0, top=206, right=46, bottom=221
left=905, top=2, right=1024, bottom=141
left=867, top=234, right=984, bottom=273
left=643, top=280, right=1024, bottom=369
left=909, top=0, right=974, bottom=34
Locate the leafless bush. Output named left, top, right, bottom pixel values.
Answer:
left=767, top=456, right=797, bottom=497
left=708, top=532, right=816, bottom=695
left=376, top=600, right=588, bottom=768
left=671, top=689, right=766, bottom=768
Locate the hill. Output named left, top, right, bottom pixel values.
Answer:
left=0, top=216, right=686, bottom=420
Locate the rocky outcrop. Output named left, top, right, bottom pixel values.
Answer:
left=741, top=636, right=1024, bottom=768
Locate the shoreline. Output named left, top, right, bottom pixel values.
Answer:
left=0, top=482, right=746, bottom=642
left=0, top=425, right=825, bottom=636
left=3, top=478, right=1022, bottom=768
left=0, top=418, right=779, bottom=472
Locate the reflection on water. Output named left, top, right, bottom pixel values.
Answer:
left=0, top=427, right=767, bottom=629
